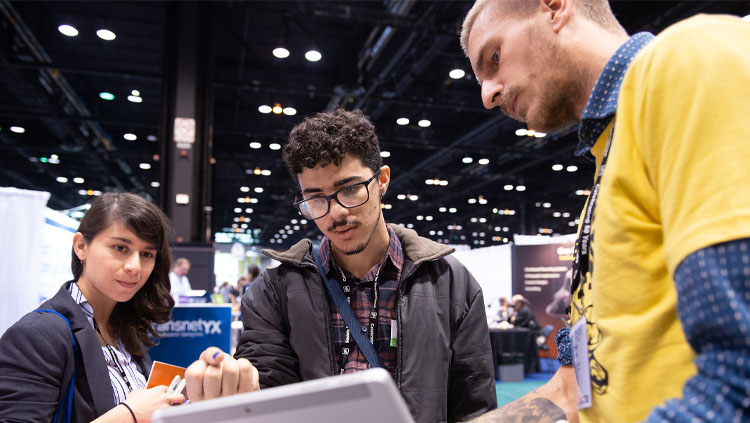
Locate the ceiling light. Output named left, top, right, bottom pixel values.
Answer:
left=462, top=157, right=473, bottom=164
left=471, top=218, right=478, bottom=223
left=305, top=50, right=322, bottom=62
left=468, top=198, right=476, bottom=204
left=383, top=204, right=392, bottom=209
left=543, top=202, right=551, bottom=208
left=429, top=230, right=436, bottom=236
left=504, top=184, right=514, bottom=191
left=409, top=195, right=418, bottom=201
left=283, top=107, right=297, bottom=116
left=56, top=176, right=68, bottom=183
left=449, top=69, right=465, bottom=79
left=416, top=215, right=424, bottom=220
left=552, top=164, right=563, bottom=171
left=123, top=133, right=137, bottom=141
left=426, top=216, right=433, bottom=221
left=449, top=207, right=457, bottom=213
left=234, top=207, right=242, bottom=213
left=78, top=190, right=87, bottom=195
left=478, top=197, right=488, bottom=204
left=246, top=208, right=253, bottom=213
left=10, top=126, right=25, bottom=134
left=261, top=170, right=271, bottom=176
left=258, top=105, right=272, bottom=114
left=397, top=194, right=406, bottom=200
left=563, top=212, right=570, bottom=218
left=273, top=47, right=290, bottom=58
left=439, top=207, right=447, bottom=212
left=567, top=165, right=578, bottom=172
left=99, top=92, right=115, bottom=101
left=553, top=212, right=562, bottom=217
left=240, top=186, right=250, bottom=192
left=439, top=180, right=448, bottom=186
left=254, top=187, right=264, bottom=193
left=249, top=142, right=262, bottom=149
left=58, top=24, right=78, bottom=37
left=96, top=29, right=116, bottom=41
left=516, top=185, right=526, bottom=191
left=147, top=135, right=157, bottom=142
left=478, top=158, right=489, bottom=165
left=130, top=90, right=140, bottom=96
left=272, top=104, right=283, bottom=114
left=418, top=119, right=431, bottom=128
left=425, top=179, right=434, bottom=185
left=250, top=198, right=259, bottom=203
left=139, top=163, right=151, bottom=170
left=534, top=131, right=547, bottom=138
left=515, top=128, right=527, bottom=136
left=269, top=143, right=281, bottom=150
left=381, top=151, right=391, bottom=158
left=127, top=95, right=142, bottom=103
left=73, top=177, right=84, bottom=184
left=569, top=221, right=577, bottom=227
left=151, top=181, right=160, bottom=188
left=396, top=118, right=409, bottom=126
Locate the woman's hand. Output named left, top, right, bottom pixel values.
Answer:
left=123, top=385, right=185, bottom=422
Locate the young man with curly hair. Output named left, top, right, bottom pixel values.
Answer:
left=185, top=109, right=496, bottom=422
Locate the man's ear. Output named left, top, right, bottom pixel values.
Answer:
left=72, top=232, right=88, bottom=261
left=542, top=0, right=571, bottom=33
left=378, top=165, right=391, bottom=197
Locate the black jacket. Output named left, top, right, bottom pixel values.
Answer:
left=235, top=225, right=497, bottom=422
left=510, top=304, right=540, bottom=331
left=0, top=282, right=152, bottom=422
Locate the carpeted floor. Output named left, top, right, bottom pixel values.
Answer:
left=496, top=371, right=554, bottom=407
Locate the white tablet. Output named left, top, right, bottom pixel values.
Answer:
left=152, top=368, right=415, bottom=423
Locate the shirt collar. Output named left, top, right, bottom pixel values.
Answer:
left=319, top=224, right=403, bottom=281
left=576, top=32, right=655, bottom=156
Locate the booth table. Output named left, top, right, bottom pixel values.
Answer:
left=489, top=328, right=540, bottom=379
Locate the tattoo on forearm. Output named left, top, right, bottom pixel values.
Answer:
left=469, top=397, right=567, bottom=423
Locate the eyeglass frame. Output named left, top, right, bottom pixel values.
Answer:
left=293, top=169, right=382, bottom=221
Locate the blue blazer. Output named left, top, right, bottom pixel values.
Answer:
left=0, top=281, right=152, bottom=422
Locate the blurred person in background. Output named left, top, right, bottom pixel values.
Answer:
left=169, top=257, right=191, bottom=304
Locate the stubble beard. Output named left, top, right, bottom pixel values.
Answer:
left=331, top=207, right=383, bottom=257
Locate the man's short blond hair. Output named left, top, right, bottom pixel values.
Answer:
left=460, top=0, right=624, bottom=57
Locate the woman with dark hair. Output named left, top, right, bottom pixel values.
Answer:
left=0, top=192, right=184, bottom=422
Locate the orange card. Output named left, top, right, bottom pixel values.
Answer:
left=146, top=360, right=187, bottom=389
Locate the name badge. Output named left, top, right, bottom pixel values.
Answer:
left=571, top=316, right=593, bottom=409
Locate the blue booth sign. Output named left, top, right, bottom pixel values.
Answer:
left=149, top=304, right=232, bottom=368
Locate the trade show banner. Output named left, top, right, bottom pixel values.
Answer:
left=150, top=304, right=232, bottom=368
left=511, top=243, right=574, bottom=353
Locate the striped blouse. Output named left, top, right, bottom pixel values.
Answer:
left=68, top=282, right=147, bottom=404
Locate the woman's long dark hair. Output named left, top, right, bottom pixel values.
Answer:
left=71, top=192, right=174, bottom=356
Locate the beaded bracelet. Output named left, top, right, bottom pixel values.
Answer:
left=120, top=402, right=138, bottom=423
left=555, top=327, right=572, bottom=365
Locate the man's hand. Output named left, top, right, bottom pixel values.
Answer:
left=184, top=347, right=259, bottom=401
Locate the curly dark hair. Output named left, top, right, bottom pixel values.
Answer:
left=283, top=109, right=382, bottom=178
left=71, top=192, right=174, bottom=356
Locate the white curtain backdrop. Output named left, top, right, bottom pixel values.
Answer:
left=0, top=187, right=50, bottom=336
left=452, top=244, right=513, bottom=322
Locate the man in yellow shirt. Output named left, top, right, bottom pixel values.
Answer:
left=461, top=0, right=750, bottom=422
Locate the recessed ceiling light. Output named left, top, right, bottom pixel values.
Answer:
left=123, top=133, right=137, bottom=141
left=515, top=128, right=528, bottom=136
left=516, top=185, right=526, bottom=191
left=418, top=119, right=431, bottom=128
left=426, top=216, right=433, bottom=221
left=96, top=29, right=116, bottom=41
left=73, top=177, right=84, bottom=184
left=249, top=142, right=262, bottom=149
left=272, top=104, right=283, bottom=114
left=56, top=176, right=68, bottom=183
left=449, top=207, right=457, bottom=213
left=254, top=187, right=264, bottom=193
left=9, top=126, right=25, bottom=134
left=534, top=131, right=547, bottom=138
left=448, top=69, right=465, bottom=79
left=258, top=105, right=272, bottom=114
left=552, top=164, right=563, bottom=171
left=261, top=170, right=271, bottom=176
left=131, top=90, right=140, bottom=96
left=397, top=194, right=406, bottom=200
left=504, top=184, right=514, bottom=191
left=269, top=143, right=281, bottom=150
left=553, top=212, right=561, bottom=217
left=380, top=151, right=391, bottom=158
left=147, top=135, right=157, bottom=142
left=439, top=180, right=448, bottom=186
left=149, top=181, right=159, bottom=188
left=409, top=195, right=418, bottom=201
left=246, top=208, right=253, bottom=213
left=234, top=207, right=242, bottom=213
left=273, top=47, right=290, bottom=58
left=99, top=92, right=115, bottom=101
left=305, top=50, right=322, bottom=62
left=478, top=158, right=489, bottom=165
left=283, top=107, right=297, bottom=116
left=396, top=117, right=409, bottom=126
left=58, top=24, right=78, bottom=37
left=566, top=165, right=578, bottom=172
left=240, top=186, right=250, bottom=192
left=127, top=95, right=142, bottom=103
left=468, top=198, right=476, bottom=204
left=543, top=202, right=551, bottom=208
left=139, top=163, right=151, bottom=170
left=439, top=207, right=447, bottom=212
left=462, top=157, right=473, bottom=164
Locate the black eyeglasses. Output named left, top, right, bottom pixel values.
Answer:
left=294, top=170, right=381, bottom=220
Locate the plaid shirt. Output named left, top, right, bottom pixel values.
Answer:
left=319, top=224, right=403, bottom=377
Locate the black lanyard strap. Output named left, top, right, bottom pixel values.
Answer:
left=335, top=264, right=381, bottom=372
left=93, top=318, right=134, bottom=393
left=312, top=247, right=385, bottom=371
left=571, top=122, right=616, bottom=296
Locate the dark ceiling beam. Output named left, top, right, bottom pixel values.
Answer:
left=3, top=60, right=162, bottom=82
